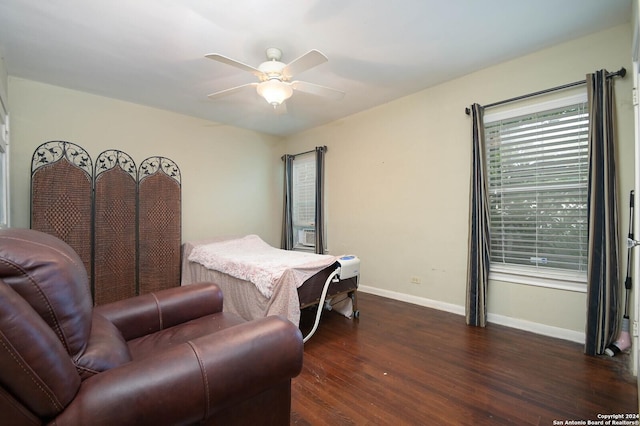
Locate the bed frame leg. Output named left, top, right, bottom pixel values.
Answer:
left=350, top=291, right=360, bottom=319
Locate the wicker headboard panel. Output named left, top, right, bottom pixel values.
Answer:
left=30, top=141, right=182, bottom=305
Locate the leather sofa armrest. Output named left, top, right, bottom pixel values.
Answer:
left=51, top=316, right=303, bottom=426
left=94, top=283, right=224, bottom=341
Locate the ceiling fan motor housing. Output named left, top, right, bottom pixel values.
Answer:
left=258, top=60, right=287, bottom=81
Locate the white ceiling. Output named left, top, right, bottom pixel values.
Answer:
left=0, top=0, right=632, bottom=137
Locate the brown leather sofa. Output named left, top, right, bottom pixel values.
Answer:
left=0, top=228, right=304, bottom=425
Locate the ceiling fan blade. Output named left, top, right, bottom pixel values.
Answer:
left=291, top=81, right=345, bottom=100
left=205, top=53, right=264, bottom=78
left=207, top=83, right=258, bottom=99
left=282, top=50, right=327, bottom=79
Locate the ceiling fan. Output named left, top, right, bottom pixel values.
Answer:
left=205, top=48, right=344, bottom=107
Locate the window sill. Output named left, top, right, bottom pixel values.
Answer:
left=489, top=266, right=587, bottom=293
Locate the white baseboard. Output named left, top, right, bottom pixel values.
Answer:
left=358, top=285, right=465, bottom=315
left=358, top=285, right=585, bottom=344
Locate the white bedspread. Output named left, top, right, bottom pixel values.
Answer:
left=187, top=235, right=337, bottom=299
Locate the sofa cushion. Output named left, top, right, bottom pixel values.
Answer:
left=127, top=312, right=245, bottom=360
left=75, top=313, right=132, bottom=380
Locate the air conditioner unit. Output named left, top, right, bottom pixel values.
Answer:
left=298, top=229, right=316, bottom=247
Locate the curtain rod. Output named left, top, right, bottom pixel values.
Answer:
left=291, top=149, right=316, bottom=157
left=281, top=146, right=327, bottom=161
left=464, top=67, right=626, bottom=115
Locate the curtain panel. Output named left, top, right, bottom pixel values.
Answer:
left=585, top=70, right=620, bottom=356
left=314, top=146, right=327, bottom=254
left=281, top=154, right=294, bottom=250
left=466, top=103, right=491, bottom=327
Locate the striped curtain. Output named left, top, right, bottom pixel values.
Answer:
left=281, top=154, right=294, bottom=250
left=466, top=103, right=491, bottom=327
left=314, top=146, right=327, bottom=254
left=585, top=70, right=620, bottom=355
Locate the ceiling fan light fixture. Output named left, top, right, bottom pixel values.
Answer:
left=257, top=79, right=293, bottom=106
left=206, top=48, right=341, bottom=108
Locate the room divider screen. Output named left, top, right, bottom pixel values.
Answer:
left=31, top=141, right=181, bottom=305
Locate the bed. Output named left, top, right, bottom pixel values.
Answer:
left=181, top=235, right=359, bottom=333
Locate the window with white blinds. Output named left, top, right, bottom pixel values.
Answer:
left=484, top=94, right=589, bottom=284
left=292, top=153, right=316, bottom=248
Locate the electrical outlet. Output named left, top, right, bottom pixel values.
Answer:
left=634, top=321, right=639, bottom=337
left=410, top=276, right=421, bottom=284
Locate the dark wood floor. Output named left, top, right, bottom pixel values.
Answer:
left=293, top=292, right=638, bottom=425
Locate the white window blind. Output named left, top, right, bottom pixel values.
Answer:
left=292, top=153, right=316, bottom=228
left=484, top=97, right=589, bottom=277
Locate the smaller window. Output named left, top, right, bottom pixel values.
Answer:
left=292, top=153, right=316, bottom=250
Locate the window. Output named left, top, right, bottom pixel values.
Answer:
left=292, top=153, right=316, bottom=249
left=484, top=94, right=588, bottom=290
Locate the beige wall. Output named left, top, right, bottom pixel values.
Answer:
left=282, top=24, right=635, bottom=338
left=8, top=78, right=284, bottom=245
